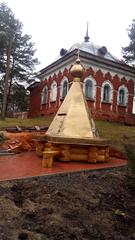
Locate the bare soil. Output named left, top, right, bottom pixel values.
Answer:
left=0, top=168, right=135, bottom=240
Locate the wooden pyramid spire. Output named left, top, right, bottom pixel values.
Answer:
left=46, top=57, right=97, bottom=144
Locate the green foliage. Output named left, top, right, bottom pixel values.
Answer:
left=0, top=2, right=39, bottom=118
left=10, top=84, right=29, bottom=112
left=96, top=120, right=135, bottom=152
left=122, top=19, right=135, bottom=63
left=0, top=2, right=39, bottom=83
left=0, top=116, right=54, bottom=128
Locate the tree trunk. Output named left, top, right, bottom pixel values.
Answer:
left=1, top=40, right=12, bottom=120
left=6, top=76, right=13, bottom=117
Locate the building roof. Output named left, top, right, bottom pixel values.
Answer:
left=68, top=41, right=120, bottom=62
left=60, top=24, right=120, bottom=63
left=28, top=27, right=135, bottom=90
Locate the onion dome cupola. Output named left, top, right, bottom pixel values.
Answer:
left=70, top=56, right=84, bottom=80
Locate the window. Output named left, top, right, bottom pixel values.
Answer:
left=42, top=86, right=48, bottom=104
left=118, top=86, right=128, bottom=106
left=60, top=77, right=68, bottom=99
left=102, top=82, right=113, bottom=103
left=103, top=84, right=111, bottom=102
left=50, top=81, right=57, bottom=102
left=85, top=80, right=93, bottom=98
left=119, top=89, right=125, bottom=105
left=83, top=78, right=96, bottom=99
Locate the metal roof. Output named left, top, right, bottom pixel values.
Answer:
left=68, top=41, right=120, bottom=62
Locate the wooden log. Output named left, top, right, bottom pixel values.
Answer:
left=104, top=146, right=110, bottom=162
left=51, top=146, right=59, bottom=152
left=70, top=147, right=88, bottom=154
left=59, top=155, right=70, bottom=161
left=89, top=146, right=97, bottom=152
left=88, top=150, right=97, bottom=163
left=59, top=144, right=71, bottom=161
left=42, top=152, right=53, bottom=168
left=97, top=155, right=105, bottom=162
left=98, top=149, right=106, bottom=155
left=60, top=145, right=70, bottom=150
left=106, top=146, right=109, bottom=153
left=42, top=150, right=59, bottom=167
left=45, top=142, right=52, bottom=148
left=60, top=149, right=70, bottom=161
left=88, top=152, right=97, bottom=158
left=70, top=153, right=88, bottom=161
left=105, top=153, right=109, bottom=162
left=36, top=143, right=44, bottom=157
left=42, top=157, right=53, bottom=168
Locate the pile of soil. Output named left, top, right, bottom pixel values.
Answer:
left=0, top=168, right=134, bottom=240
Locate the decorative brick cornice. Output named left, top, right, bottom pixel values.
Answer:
left=37, top=49, right=135, bottom=80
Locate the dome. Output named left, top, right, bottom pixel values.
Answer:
left=68, top=41, right=119, bottom=62
left=58, top=24, right=120, bottom=63
left=70, top=58, right=84, bottom=79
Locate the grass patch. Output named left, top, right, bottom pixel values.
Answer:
left=0, top=116, right=54, bottom=129
left=96, top=120, right=135, bottom=152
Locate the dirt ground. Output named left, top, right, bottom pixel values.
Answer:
left=0, top=168, right=134, bottom=240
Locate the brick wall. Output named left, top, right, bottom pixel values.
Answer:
left=28, top=67, right=135, bottom=125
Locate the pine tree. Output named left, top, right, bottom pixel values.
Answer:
left=0, top=2, right=39, bottom=119
left=122, top=19, right=135, bottom=63
left=8, top=84, right=29, bottom=115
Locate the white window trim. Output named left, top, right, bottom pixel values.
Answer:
left=41, top=85, right=48, bottom=104
left=117, top=85, right=128, bottom=106
left=50, top=80, right=57, bottom=102
left=83, top=77, right=96, bottom=100
left=101, top=80, right=113, bottom=103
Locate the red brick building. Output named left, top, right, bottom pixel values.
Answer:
left=28, top=33, right=135, bottom=125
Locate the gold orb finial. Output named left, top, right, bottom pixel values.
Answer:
left=70, top=49, right=84, bottom=80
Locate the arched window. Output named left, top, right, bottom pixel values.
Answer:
left=60, top=77, right=68, bottom=99
left=62, top=81, right=68, bottom=98
left=118, top=86, right=128, bottom=106
left=85, top=80, right=93, bottom=98
left=42, top=86, right=48, bottom=104
left=103, top=84, right=111, bottom=102
left=119, top=89, right=125, bottom=105
left=83, top=78, right=96, bottom=99
left=50, top=81, right=57, bottom=102
left=102, top=81, right=113, bottom=103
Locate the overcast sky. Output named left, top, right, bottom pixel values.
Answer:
left=4, top=0, right=135, bottom=70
